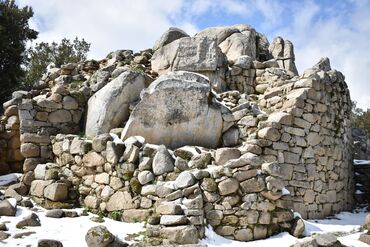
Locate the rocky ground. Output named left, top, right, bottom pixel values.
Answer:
left=0, top=174, right=368, bottom=247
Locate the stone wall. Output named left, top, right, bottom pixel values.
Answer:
left=220, top=58, right=354, bottom=219
left=16, top=84, right=85, bottom=186
left=0, top=101, right=24, bottom=174
left=28, top=133, right=302, bottom=245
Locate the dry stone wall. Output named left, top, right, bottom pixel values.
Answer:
left=217, top=58, right=354, bottom=219
left=0, top=103, right=23, bottom=174
left=27, top=133, right=303, bottom=245
left=17, top=84, right=85, bottom=182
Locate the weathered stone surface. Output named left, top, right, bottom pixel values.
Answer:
left=152, top=145, right=174, bottom=175
left=215, top=148, right=241, bottom=166
left=38, top=239, right=63, bottom=247
left=195, top=26, right=239, bottom=44
left=254, top=225, right=267, bottom=240
left=291, top=217, right=305, bottom=237
left=106, top=191, right=136, bottom=211
left=85, top=226, right=114, bottom=247
left=85, top=71, right=146, bottom=138
left=160, top=215, right=188, bottom=226
left=222, top=127, right=239, bottom=147
left=218, top=178, right=239, bottom=195
left=84, top=195, right=100, bottom=209
left=258, top=127, right=281, bottom=141
left=45, top=209, right=65, bottom=218
left=83, top=152, right=105, bottom=167
left=359, top=233, right=370, bottom=245
left=219, top=29, right=256, bottom=62
left=121, top=71, right=223, bottom=149
left=44, top=183, right=69, bottom=201
left=106, top=141, right=124, bottom=164
left=0, top=199, right=16, bottom=216
left=16, top=213, right=41, bottom=228
left=48, top=110, right=72, bottom=123
left=30, top=180, right=53, bottom=197
left=315, top=233, right=343, bottom=247
left=153, top=27, right=189, bottom=51
left=262, top=162, right=293, bottom=180
left=174, top=171, right=196, bottom=188
left=121, top=209, right=151, bottom=223
left=156, top=202, right=183, bottom=215
left=92, top=134, right=113, bottom=152
left=138, top=170, right=154, bottom=185
left=240, top=177, right=265, bottom=193
left=95, top=173, right=110, bottom=184
left=234, top=228, right=253, bottom=241
left=21, top=143, right=40, bottom=158
left=160, top=225, right=198, bottom=244
left=151, top=37, right=227, bottom=91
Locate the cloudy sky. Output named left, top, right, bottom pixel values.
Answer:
left=17, top=0, right=370, bottom=109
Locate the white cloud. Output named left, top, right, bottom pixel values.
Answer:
left=18, top=0, right=190, bottom=59
left=274, top=0, right=370, bottom=109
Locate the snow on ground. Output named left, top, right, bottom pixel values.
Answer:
left=201, top=209, right=368, bottom=247
left=353, top=159, right=370, bottom=165
left=1, top=204, right=144, bottom=247
left=0, top=197, right=368, bottom=247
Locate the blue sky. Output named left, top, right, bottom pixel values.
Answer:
left=17, top=0, right=370, bottom=109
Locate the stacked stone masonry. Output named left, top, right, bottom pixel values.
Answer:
left=28, top=133, right=299, bottom=244
left=0, top=24, right=356, bottom=245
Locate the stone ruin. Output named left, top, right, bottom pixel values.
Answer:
left=0, top=24, right=356, bottom=245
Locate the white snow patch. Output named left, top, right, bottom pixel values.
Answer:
left=110, top=133, right=124, bottom=144
left=201, top=210, right=369, bottom=247
left=356, top=190, right=365, bottom=194
left=282, top=187, right=290, bottom=195
left=294, top=212, right=302, bottom=218
left=304, top=211, right=367, bottom=236
left=354, top=159, right=370, bottom=165
left=200, top=226, right=298, bottom=247
left=2, top=206, right=144, bottom=247
left=7, top=198, right=17, bottom=208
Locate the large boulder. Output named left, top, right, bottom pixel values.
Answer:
left=195, top=26, right=240, bottom=45
left=269, top=36, right=298, bottom=75
left=219, top=29, right=257, bottom=63
left=153, top=27, right=189, bottom=51
left=121, top=71, right=223, bottom=149
left=85, top=71, right=146, bottom=138
left=196, top=24, right=259, bottom=63
left=85, top=226, right=114, bottom=247
left=151, top=37, right=228, bottom=92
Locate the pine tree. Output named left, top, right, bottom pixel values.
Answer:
left=0, top=0, right=37, bottom=105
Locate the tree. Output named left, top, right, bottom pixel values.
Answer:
left=24, top=37, right=90, bottom=89
left=0, top=0, right=37, bottom=105
left=352, top=101, right=370, bottom=137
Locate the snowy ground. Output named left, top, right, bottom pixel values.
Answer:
left=0, top=205, right=367, bottom=247
left=201, top=209, right=369, bottom=247
left=0, top=204, right=144, bottom=247
left=0, top=173, right=368, bottom=247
